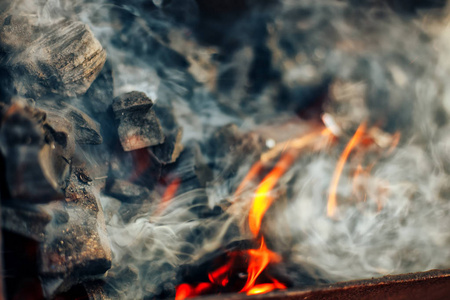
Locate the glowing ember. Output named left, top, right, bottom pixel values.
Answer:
left=153, top=177, right=181, bottom=216
left=175, top=283, right=213, bottom=300
left=175, top=128, right=333, bottom=299
left=327, top=122, right=367, bottom=218
left=240, top=237, right=284, bottom=294
left=246, top=279, right=286, bottom=295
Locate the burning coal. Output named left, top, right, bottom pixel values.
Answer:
left=2, top=0, right=450, bottom=299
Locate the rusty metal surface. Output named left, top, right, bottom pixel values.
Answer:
left=195, top=269, right=450, bottom=300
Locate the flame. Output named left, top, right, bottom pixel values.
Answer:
left=240, top=237, right=284, bottom=294
left=243, top=128, right=331, bottom=293
left=327, top=122, right=367, bottom=218
left=246, top=279, right=286, bottom=295
left=248, top=152, right=296, bottom=237
left=175, top=283, right=213, bottom=300
left=234, top=161, right=264, bottom=198
left=175, top=128, right=333, bottom=300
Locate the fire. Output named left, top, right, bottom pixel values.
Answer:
left=175, top=128, right=333, bottom=300
left=234, top=161, right=264, bottom=198
left=174, top=121, right=401, bottom=299
left=248, top=151, right=296, bottom=237
left=327, top=122, right=367, bottom=218
left=240, top=237, right=284, bottom=294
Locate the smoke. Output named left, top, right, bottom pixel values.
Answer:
left=6, top=0, right=450, bottom=298
left=86, top=0, right=450, bottom=294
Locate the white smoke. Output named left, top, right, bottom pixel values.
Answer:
left=10, top=0, right=450, bottom=298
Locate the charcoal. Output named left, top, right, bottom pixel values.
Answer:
left=0, top=102, right=64, bottom=201
left=112, top=91, right=153, bottom=113
left=1, top=16, right=106, bottom=98
left=38, top=100, right=103, bottom=145
left=39, top=166, right=112, bottom=296
left=54, top=281, right=115, bottom=300
left=84, top=60, right=114, bottom=114
left=112, top=91, right=164, bottom=151
left=1, top=204, right=51, bottom=241
left=163, top=142, right=212, bottom=193
left=150, top=127, right=184, bottom=164
left=83, top=281, right=116, bottom=300
left=209, top=123, right=264, bottom=158
left=105, top=265, right=139, bottom=297
left=108, top=147, right=163, bottom=189
left=106, top=179, right=152, bottom=203
left=42, top=111, right=75, bottom=183
left=150, top=104, right=184, bottom=164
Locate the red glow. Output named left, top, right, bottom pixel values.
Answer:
left=153, top=177, right=181, bottom=216
left=240, top=237, right=283, bottom=293
left=246, top=279, right=286, bottom=296
left=175, top=283, right=213, bottom=300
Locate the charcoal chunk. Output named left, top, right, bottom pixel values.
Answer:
left=39, top=166, right=112, bottom=296
left=104, top=265, right=139, bottom=298
left=84, top=60, right=114, bottom=114
left=83, top=281, right=116, bottom=300
left=151, top=104, right=184, bottom=164
left=163, top=142, right=212, bottom=193
left=151, top=127, right=184, bottom=164
left=106, top=179, right=152, bottom=203
left=38, top=100, right=102, bottom=145
left=208, top=123, right=264, bottom=159
left=112, top=91, right=164, bottom=151
left=112, top=91, right=153, bottom=113
left=0, top=102, right=64, bottom=201
left=1, top=204, right=51, bottom=241
left=1, top=17, right=106, bottom=98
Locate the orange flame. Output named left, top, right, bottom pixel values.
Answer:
left=240, top=237, right=285, bottom=294
left=175, top=283, right=213, bottom=300
left=248, top=152, right=296, bottom=237
left=234, top=161, right=264, bottom=198
left=247, top=279, right=286, bottom=295
left=243, top=128, right=332, bottom=294
left=327, top=122, right=367, bottom=218
left=175, top=128, right=333, bottom=300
